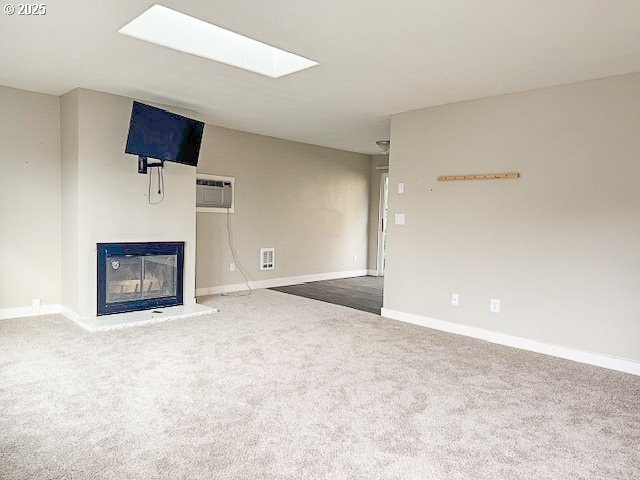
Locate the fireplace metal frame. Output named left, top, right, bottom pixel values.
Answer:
left=97, top=242, right=184, bottom=316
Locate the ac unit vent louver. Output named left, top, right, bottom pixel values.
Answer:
left=260, top=248, right=275, bottom=271
left=196, top=176, right=233, bottom=209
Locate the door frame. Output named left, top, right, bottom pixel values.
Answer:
left=376, top=172, right=389, bottom=276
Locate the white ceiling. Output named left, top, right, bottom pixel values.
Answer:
left=2, top=1, right=640, bottom=154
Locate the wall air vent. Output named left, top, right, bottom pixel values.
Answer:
left=260, top=248, right=275, bottom=271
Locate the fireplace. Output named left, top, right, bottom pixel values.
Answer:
left=97, top=242, right=184, bottom=315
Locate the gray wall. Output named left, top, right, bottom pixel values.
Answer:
left=385, top=72, right=640, bottom=362
left=0, top=86, right=60, bottom=310
left=0, top=84, right=371, bottom=312
left=63, top=89, right=198, bottom=317
left=60, top=89, right=79, bottom=312
left=196, top=125, right=370, bottom=290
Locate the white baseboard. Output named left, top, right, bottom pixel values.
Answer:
left=367, top=269, right=379, bottom=276
left=381, top=307, right=640, bottom=376
left=196, top=269, right=369, bottom=296
left=0, top=304, right=63, bottom=320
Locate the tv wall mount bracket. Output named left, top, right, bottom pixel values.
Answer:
left=138, top=156, right=165, bottom=174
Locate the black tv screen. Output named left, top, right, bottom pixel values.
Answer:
left=125, top=101, right=204, bottom=166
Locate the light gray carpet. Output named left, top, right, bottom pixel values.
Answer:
left=1, top=289, right=639, bottom=480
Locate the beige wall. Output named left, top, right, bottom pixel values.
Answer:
left=61, top=89, right=197, bottom=317
left=60, top=89, right=79, bottom=312
left=367, top=155, right=389, bottom=272
left=196, top=125, right=370, bottom=290
left=385, top=72, right=640, bottom=362
left=1, top=84, right=369, bottom=314
left=0, top=86, right=60, bottom=309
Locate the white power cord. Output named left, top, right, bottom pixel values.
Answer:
left=148, top=165, right=165, bottom=204
left=222, top=207, right=252, bottom=297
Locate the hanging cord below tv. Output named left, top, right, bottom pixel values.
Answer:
left=222, top=207, right=253, bottom=296
left=148, top=164, right=165, bottom=204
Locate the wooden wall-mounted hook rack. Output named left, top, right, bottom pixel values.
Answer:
left=437, top=172, right=519, bottom=181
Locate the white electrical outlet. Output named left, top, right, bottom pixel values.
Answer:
left=451, top=294, right=459, bottom=306
left=32, top=298, right=41, bottom=310
left=353, top=254, right=358, bottom=262
left=398, top=182, right=405, bottom=194
left=229, top=263, right=236, bottom=272
left=490, top=298, right=501, bottom=313
left=394, top=213, right=405, bottom=225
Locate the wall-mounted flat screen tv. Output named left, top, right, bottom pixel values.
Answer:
left=125, top=101, right=204, bottom=167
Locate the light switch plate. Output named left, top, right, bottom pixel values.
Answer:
left=398, top=182, right=405, bottom=194
left=394, top=213, right=405, bottom=225
left=490, top=298, right=501, bottom=313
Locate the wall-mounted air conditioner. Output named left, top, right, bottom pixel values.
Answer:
left=196, top=174, right=235, bottom=213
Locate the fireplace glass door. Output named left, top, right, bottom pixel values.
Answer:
left=106, top=254, right=177, bottom=304
left=97, top=242, right=184, bottom=315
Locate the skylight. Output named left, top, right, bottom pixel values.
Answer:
left=119, top=5, right=318, bottom=78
